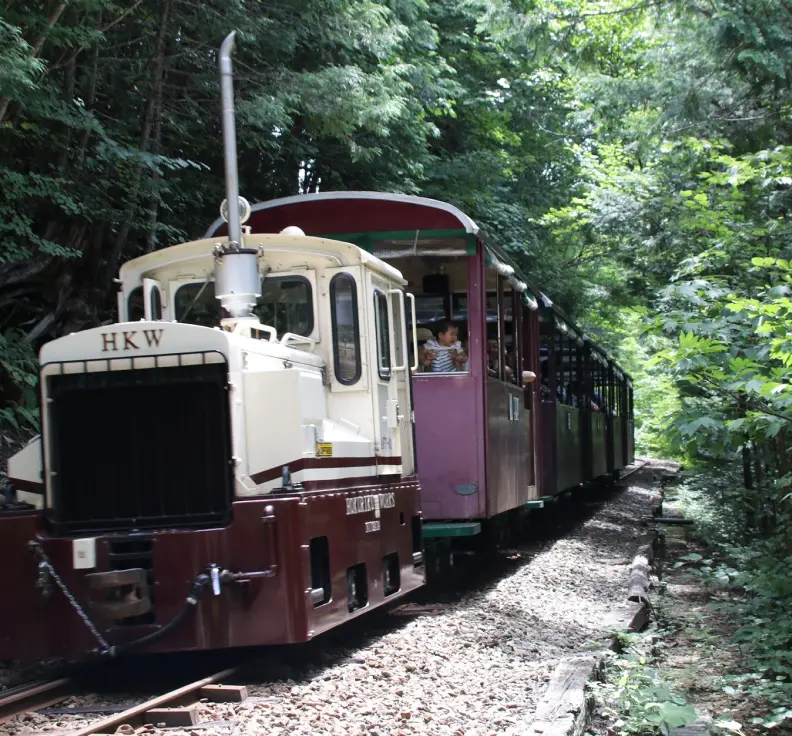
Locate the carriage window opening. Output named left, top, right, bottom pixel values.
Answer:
left=127, top=286, right=144, bottom=322
left=255, top=276, right=313, bottom=337
left=175, top=281, right=219, bottom=326
left=560, top=334, right=568, bottom=405
left=330, top=273, right=361, bottom=385
left=414, top=294, right=446, bottom=324
left=556, top=332, right=565, bottom=404
left=409, top=258, right=469, bottom=375
left=568, top=336, right=577, bottom=406
left=510, top=291, right=521, bottom=385
left=150, top=287, right=162, bottom=320
left=540, top=335, right=551, bottom=402
left=597, top=362, right=604, bottom=411
left=573, top=340, right=581, bottom=407
left=374, top=290, right=391, bottom=380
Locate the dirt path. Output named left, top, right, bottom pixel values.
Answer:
left=587, top=485, right=762, bottom=736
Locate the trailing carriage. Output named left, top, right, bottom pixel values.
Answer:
left=0, top=31, right=634, bottom=662
left=204, top=193, right=635, bottom=567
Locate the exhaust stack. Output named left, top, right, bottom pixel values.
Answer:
left=214, top=30, right=260, bottom=322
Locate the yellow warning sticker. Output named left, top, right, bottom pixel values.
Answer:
left=316, top=443, right=333, bottom=457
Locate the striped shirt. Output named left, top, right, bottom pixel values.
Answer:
left=425, top=339, right=463, bottom=373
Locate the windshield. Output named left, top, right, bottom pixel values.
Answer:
left=173, top=276, right=314, bottom=336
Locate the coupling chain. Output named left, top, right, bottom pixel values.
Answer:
left=31, top=543, right=110, bottom=652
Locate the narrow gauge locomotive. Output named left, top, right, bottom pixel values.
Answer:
left=0, top=32, right=634, bottom=662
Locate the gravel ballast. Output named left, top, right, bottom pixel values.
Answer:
left=3, top=458, right=668, bottom=736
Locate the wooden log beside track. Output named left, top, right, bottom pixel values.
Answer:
left=627, top=550, right=652, bottom=605
left=527, top=655, right=604, bottom=736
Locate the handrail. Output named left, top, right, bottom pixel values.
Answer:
left=388, top=289, right=409, bottom=371
left=406, top=292, right=418, bottom=372
left=280, top=332, right=316, bottom=351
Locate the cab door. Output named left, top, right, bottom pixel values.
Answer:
left=368, top=272, right=416, bottom=477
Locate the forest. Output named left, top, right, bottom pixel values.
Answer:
left=1, top=0, right=791, bottom=732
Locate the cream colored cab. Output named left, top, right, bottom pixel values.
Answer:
left=7, top=232, right=418, bottom=505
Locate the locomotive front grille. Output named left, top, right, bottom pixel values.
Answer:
left=46, top=360, right=233, bottom=535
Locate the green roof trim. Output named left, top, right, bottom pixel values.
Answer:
left=318, top=228, right=476, bottom=255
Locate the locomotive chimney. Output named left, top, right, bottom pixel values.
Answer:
left=214, top=30, right=261, bottom=322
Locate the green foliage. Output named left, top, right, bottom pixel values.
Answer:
left=590, top=634, right=697, bottom=735
left=674, top=471, right=792, bottom=731
left=0, top=330, right=39, bottom=448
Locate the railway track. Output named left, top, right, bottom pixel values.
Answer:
left=0, top=677, right=76, bottom=725
left=620, top=457, right=648, bottom=481
left=67, top=667, right=241, bottom=736
left=0, top=667, right=244, bottom=735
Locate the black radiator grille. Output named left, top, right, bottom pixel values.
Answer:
left=47, top=361, right=233, bottom=535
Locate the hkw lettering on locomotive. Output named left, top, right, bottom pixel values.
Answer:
left=102, top=329, right=164, bottom=352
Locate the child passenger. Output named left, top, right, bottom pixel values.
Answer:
left=424, top=320, right=467, bottom=372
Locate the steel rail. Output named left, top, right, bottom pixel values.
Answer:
left=0, top=677, right=75, bottom=725
left=618, top=458, right=649, bottom=482
left=67, top=666, right=239, bottom=736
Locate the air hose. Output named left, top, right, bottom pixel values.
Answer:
left=104, top=573, right=211, bottom=657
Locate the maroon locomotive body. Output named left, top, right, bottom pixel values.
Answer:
left=0, top=482, right=421, bottom=660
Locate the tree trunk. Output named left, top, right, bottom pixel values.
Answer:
left=107, top=0, right=170, bottom=274
left=75, top=44, right=99, bottom=167
left=742, top=443, right=753, bottom=490
left=145, top=14, right=170, bottom=255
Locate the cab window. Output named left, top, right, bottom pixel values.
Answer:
left=150, top=286, right=162, bottom=320
left=255, top=276, right=313, bottom=337
left=374, top=290, right=391, bottom=380
left=174, top=281, right=218, bottom=326
left=330, top=273, right=361, bottom=384
left=127, top=286, right=144, bottom=322
left=174, top=276, right=314, bottom=335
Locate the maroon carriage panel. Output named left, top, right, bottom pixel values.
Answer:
left=412, top=375, right=486, bottom=520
